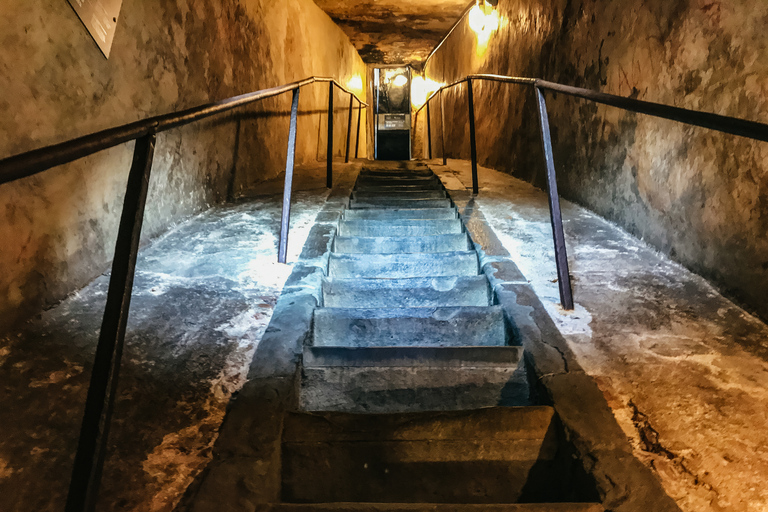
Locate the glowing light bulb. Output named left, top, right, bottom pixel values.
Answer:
left=347, top=75, right=363, bottom=92
left=467, top=4, right=486, bottom=34
left=393, top=74, right=408, bottom=87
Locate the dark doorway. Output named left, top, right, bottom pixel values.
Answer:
left=374, top=67, right=411, bottom=160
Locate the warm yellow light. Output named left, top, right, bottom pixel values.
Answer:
left=467, top=4, right=486, bottom=34
left=411, top=76, right=442, bottom=108
left=347, top=75, right=363, bottom=93
left=468, top=1, right=499, bottom=39
left=393, top=74, right=408, bottom=87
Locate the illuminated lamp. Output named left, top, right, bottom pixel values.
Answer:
left=393, top=74, right=408, bottom=87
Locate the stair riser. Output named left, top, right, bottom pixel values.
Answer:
left=339, top=220, right=462, bottom=237
left=356, top=178, right=439, bottom=186
left=352, top=191, right=447, bottom=200
left=328, top=254, right=479, bottom=279
left=312, top=308, right=506, bottom=347
left=343, top=208, right=457, bottom=221
left=322, top=276, right=490, bottom=307
left=350, top=199, right=452, bottom=209
left=334, top=234, right=470, bottom=254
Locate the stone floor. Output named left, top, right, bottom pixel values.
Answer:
left=0, top=162, right=361, bottom=512
left=433, top=159, right=768, bottom=512
left=2, top=158, right=767, bottom=511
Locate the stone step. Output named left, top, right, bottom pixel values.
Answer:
left=343, top=208, right=457, bottom=221
left=262, top=505, right=604, bottom=512
left=355, top=182, right=445, bottom=191
left=360, top=170, right=434, bottom=178
left=322, top=276, right=490, bottom=307
left=281, top=407, right=563, bottom=503
left=338, top=219, right=463, bottom=237
left=356, top=177, right=439, bottom=186
left=350, top=198, right=452, bottom=209
left=328, top=252, right=479, bottom=279
left=312, top=306, right=506, bottom=347
left=300, top=345, right=529, bottom=414
left=352, top=190, right=447, bottom=200
left=334, top=234, right=470, bottom=254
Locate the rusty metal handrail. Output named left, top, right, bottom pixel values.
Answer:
left=416, top=73, right=768, bottom=311
left=0, top=75, right=367, bottom=512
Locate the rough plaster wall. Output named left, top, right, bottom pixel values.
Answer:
left=0, top=0, right=367, bottom=330
left=420, top=0, right=768, bottom=321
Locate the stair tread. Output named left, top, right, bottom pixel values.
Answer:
left=328, top=251, right=479, bottom=278
left=312, top=306, right=506, bottom=348
left=334, top=234, right=470, bottom=254
left=264, top=504, right=604, bottom=511
left=303, top=345, right=523, bottom=368
left=351, top=199, right=452, bottom=209
left=343, top=208, right=457, bottom=220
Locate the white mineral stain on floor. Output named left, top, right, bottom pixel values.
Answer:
left=434, top=159, right=768, bottom=512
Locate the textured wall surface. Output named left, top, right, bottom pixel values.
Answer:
left=419, top=0, right=768, bottom=321
left=0, top=0, right=367, bottom=330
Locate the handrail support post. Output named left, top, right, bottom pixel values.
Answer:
left=534, top=86, right=574, bottom=310
left=278, top=88, right=301, bottom=264
left=345, top=93, right=354, bottom=163
left=327, top=82, right=334, bottom=189
left=440, top=90, right=447, bottom=166
left=65, top=133, right=157, bottom=512
left=426, top=101, right=433, bottom=160
left=355, top=100, right=362, bottom=159
left=467, top=78, right=479, bottom=195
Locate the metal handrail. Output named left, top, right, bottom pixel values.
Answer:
left=415, top=73, right=768, bottom=311
left=0, top=75, right=367, bottom=512
left=0, top=76, right=367, bottom=184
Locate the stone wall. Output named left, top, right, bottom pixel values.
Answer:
left=419, top=0, right=768, bottom=321
left=0, top=0, right=367, bottom=329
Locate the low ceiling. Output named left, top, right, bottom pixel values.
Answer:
left=313, top=0, right=471, bottom=67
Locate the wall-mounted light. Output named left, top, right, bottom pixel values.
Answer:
left=468, top=0, right=499, bottom=42
left=347, top=75, right=363, bottom=93
left=392, top=74, right=408, bottom=87
left=411, top=76, right=443, bottom=108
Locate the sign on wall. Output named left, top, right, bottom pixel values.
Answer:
left=67, top=0, right=123, bottom=58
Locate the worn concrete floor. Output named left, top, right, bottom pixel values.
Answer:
left=0, top=161, right=360, bottom=511
left=433, top=159, right=768, bottom=512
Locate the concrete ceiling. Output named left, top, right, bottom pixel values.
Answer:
left=313, top=0, right=471, bottom=67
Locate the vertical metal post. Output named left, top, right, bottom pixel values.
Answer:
left=326, top=82, right=334, bottom=189
left=65, top=133, right=156, bottom=512
left=355, top=101, right=362, bottom=159
left=467, top=78, right=479, bottom=195
left=534, top=87, right=574, bottom=310
left=345, top=93, right=354, bottom=163
left=426, top=100, right=433, bottom=160
left=440, top=90, right=447, bottom=166
left=278, top=88, right=300, bottom=264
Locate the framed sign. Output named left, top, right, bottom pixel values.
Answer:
left=67, top=0, right=123, bottom=58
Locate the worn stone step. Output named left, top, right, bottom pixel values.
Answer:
left=300, top=346, right=529, bottom=413
left=334, top=234, right=470, bottom=254
left=328, top=252, right=479, bottom=279
left=357, top=176, right=439, bottom=186
left=352, top=190, right=447, bottom=200
left=281, top=407, right=563, bottom=504
left=262, top=505, right=603, bottom=512
left=322, top=276, right=490, bottom=307
left=350, top=198, right=452, bottom=209
left=338, top=219, right=462, bottom=237
left=343, top=208, right=457, bottom=221
left=355, top=182, right=445, bottom=191
left=312, top=306, right=506, bottom=347
left=360, top=169, right=434, bottom=178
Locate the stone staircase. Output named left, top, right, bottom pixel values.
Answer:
left=301, top=163, right=529, bottom=413
left=264, top=163, right=604, bottom=511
